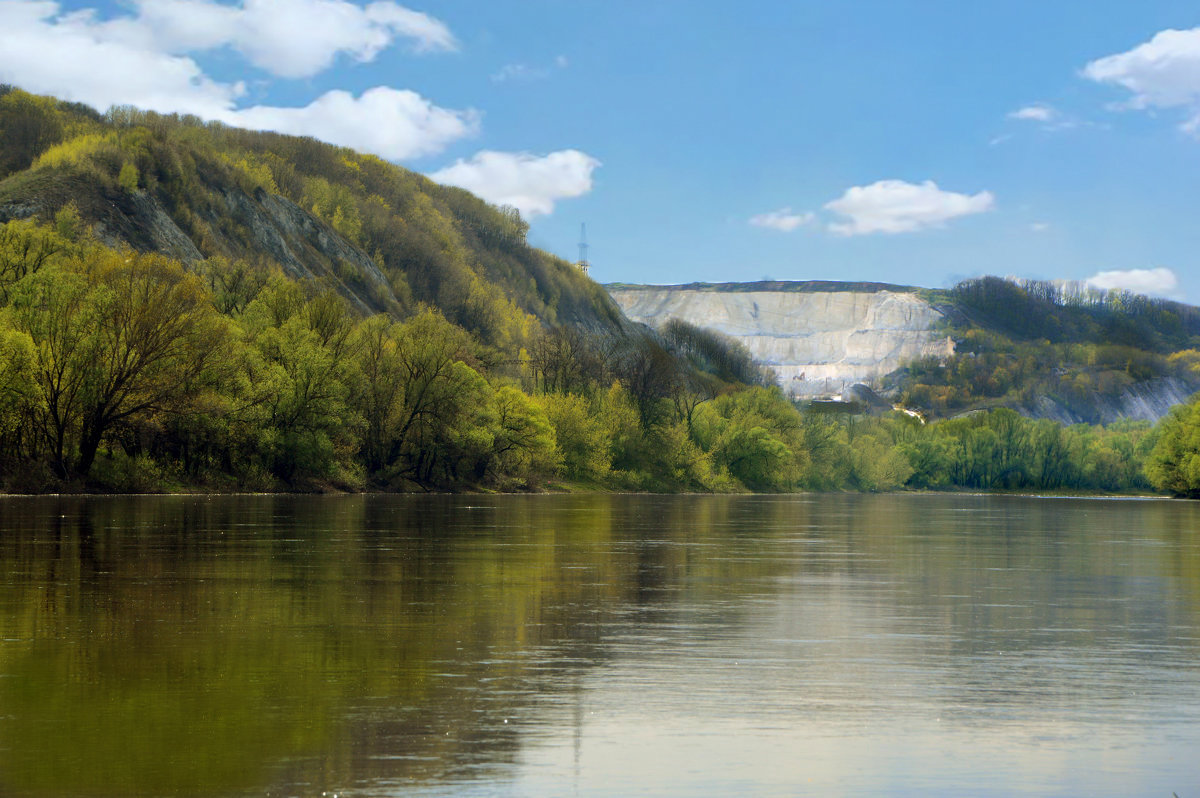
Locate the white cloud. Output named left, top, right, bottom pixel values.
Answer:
left=0, top=0, right=240, bottom=117
left=1009, top=104, right=1057, bottom=122
left=429, top=150, right=601, bottom=218
left=1030, top=222, right=1050, bottom=233
left=749, top=207, right=813, bottom=232
left=0, top=1, right=474, bottom=160
left=491, top=63, right=549, bottom=83
left=1085, top=267, right=1180, bottom=297
left=229, top=87, right=480, bottom=160
left=1007, top=103, right=1091, bottom=133
left=1084, top=27, right=1200, bottom=132
left=491, top=55, right=569, bottom=83
left=113, top=0, right=456, bottom=77
left=824, top=179, right=995, bottom=236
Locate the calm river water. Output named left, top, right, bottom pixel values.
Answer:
left=1, top=493, right=1198, bottom=797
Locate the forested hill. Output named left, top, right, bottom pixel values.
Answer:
left=608, top=277, right=1200, bottom=425
left=893, top=276, right=1200, bottom=423
left=0, top=87, right=785, bottom=495
left=0, top=87, right=627, bottom=342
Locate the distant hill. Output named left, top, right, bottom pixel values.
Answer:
left=607, top=277, right=1200, bottom=424
left=0, top=86, right=628, bottom=346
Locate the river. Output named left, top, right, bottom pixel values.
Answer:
left=1, top=494, right=1197, bottom=797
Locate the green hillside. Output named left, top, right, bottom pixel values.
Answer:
left=890, top=276, right=1200, bottom=423
left=0, top=86, right=627, bottom=346
left=2, top=87, right=1199, bottom=498
left=0, top=87, right=777, bottom=494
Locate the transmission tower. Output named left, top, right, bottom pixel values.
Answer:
left=577, top=223, right=589, bottom=276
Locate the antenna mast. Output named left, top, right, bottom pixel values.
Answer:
left=577, top=223, right=589, bottom=276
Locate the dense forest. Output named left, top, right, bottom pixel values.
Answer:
left=0, top=212, right=1176, bottom=495
left=1, top=87, right=1199, bottom=497
left=0, top=87, right=626, bottom=341
left=893, top=276, right=1200, bottom=422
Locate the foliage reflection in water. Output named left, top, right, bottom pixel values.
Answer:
left=1, top=494, right=1198, bottom=797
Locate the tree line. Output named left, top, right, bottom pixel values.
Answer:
left=3, top=217, right=1198, bottom=496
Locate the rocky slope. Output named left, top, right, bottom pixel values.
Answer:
left=608, top=282, right=954, bottom=398
left=0, top=172, right=391, bottom=314
left=1022, top=377, right=1197, bottom=426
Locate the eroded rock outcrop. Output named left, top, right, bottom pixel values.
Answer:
left=1022, top=377, right=1197, bottom=426
left=1, top=176, right=394, bottom=315
left=607, top=283, right=954, bottom=397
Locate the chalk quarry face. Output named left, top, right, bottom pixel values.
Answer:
left=606, top=286, right=955, bottom=398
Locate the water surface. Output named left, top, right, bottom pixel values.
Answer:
left=1, top=493, right=1197, bottom=796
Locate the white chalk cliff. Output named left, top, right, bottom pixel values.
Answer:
left=607, top=285, right=954, bottom=398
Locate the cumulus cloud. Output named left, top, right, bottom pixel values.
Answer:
left=1084, top=27, right=1200, bottom=132
left=0, top=0, right=474, bottom=159
left=824, top=179, right=995, bottom=236
left=749, top=207, right=814, bottom=232
left=429, top=150, right=601, bottom=218
left=1085, top=267, right=1181, bottom=297
left=229, top=87, right=480, bottom=160
left=1009, top=104, right=1057, bottom=122
left=99, top=0, right=456, bottom=77
left=0, top=0, right=240, bottom=117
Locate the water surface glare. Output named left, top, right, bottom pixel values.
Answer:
left=1, top=493, right=1198, bottom=797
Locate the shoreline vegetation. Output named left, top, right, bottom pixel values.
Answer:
left=0, top=488, right=1178, bottom=500
left=0, top=212, right=1190, bottom=498
left=2, top=88, right=1200, bottom=499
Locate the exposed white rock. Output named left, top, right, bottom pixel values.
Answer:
left=607, top=286, right=954, bottom=398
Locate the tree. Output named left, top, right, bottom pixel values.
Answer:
left=0, top=220, right=74, bottom=300
left=529, top=325, right=604, bottom=396
left=10, top=250, right=229, bottom=478
left=0, top=89, right=65, bottom=177
left=693, top=387, right=807, bottom=491
left=613, top=334, right=677, bottom=430
left=490, top=386, right=558, bottom=487
left=350, top=307, right=496, bottom=487
left=537, top=393, right=611, bottom=483
left=236, top=281, right=361, bottom=484
left=0, top=323, right=40, bottom=470
left=196, top=257, right=271, bottom=316
left=353, top=315, right=406, bottom=474
left=1145, top=396, right=1200, bottom=497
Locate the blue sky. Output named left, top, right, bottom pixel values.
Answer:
left=2, top=1, right=1199, bottom=300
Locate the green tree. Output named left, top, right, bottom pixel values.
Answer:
left=0, top=89, right=66, bottom=177
left=1145, top=396, right=1200, bottom=497
left=693, top=387, right=808, bottom=491
left=0, top=220, right=74, bottom=300
left=489, top=385, right=559, bottom=488
left=846, top=432, right=913, bottom=492
left=9, top=250, right=229, bottom=478
left=0, top=322, right=40, bottom=470
left=236, top=283, right=361, bottom=485
left=537, top=393, right=611, bottom=483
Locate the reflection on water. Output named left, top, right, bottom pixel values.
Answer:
left=1, top=494, right=1198, bottom=797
